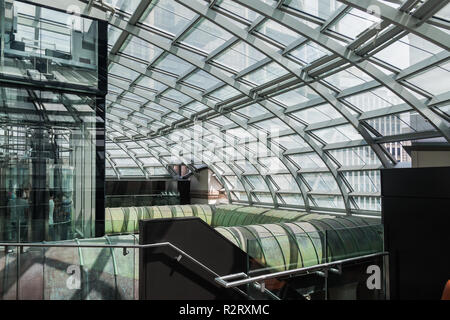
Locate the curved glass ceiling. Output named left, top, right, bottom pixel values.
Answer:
left=99, top=0, right=449, bottom=216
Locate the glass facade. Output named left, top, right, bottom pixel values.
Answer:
left=1, top=0, right=449, bottom=219
left=0, top=88, right=99, bottom=241
left=101, top=0, right=449, bottom=217
left=0, top=0, right=446, bottom=301
left=0, top=0, right=107, bottom=242
left=0, top=0, right=101, bottom=92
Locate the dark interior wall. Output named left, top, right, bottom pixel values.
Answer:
left=178, top=180, right=190, bottom=205
left=139, top=218, right=248, bottom=300
left=105, top=180, right=168, bottom=196
left=381, top=167, right=450, bottom=300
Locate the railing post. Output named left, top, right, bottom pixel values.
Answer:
left=384, top=254, right=390, bottom=300
left=246, top=239, right=250, bottom=296
left=16, top=220, right=21, bottom=300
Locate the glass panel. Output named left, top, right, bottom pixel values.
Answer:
left=109, top=63, right=140, bottom=82
left=215, top=0, right=262, bottom=23
left=214, top=41, right=267, bottom=72
left=289, top=153, right=327, bottom=169
left=123, top=92, right=147, bottom=104
left=213, top=162, right=234, bottom=175
left=279, top=193, right=304, bottom=205
left=118, top=168, right=144, bottom=176
left=312, top=124, right=363, bottom=143
left=208, top=85, right=240, bottom=101
left=181, top=18, right=233, bottom=54
left=235, top=105, right=266, bottom=119
left=108, top=148, right=127, bottom=157
left=121, top=35, right=163, bottom=64
left=343, top=171, right=380, bottom=194
left=374, top=34, right=444, bottom=70
left=406, top=62, right=450, bottom=96
left=435, top=3, right=450, bottom=20
left=183, top=101, right=209, bottom=113
left=242, top=142, right=269, bottom=160
left=235, top=160, right=258, bottom=174
left=108, top=25, right=121, bottom=47
left=273, top=87, right=319, bottom=106
left=324, top=67, right=375, bottom=91
left=328, top=146, right=382, bottom=167
left=303, top=173, right=340, bottom=192
left=184, top=70, right=223, bottom=91
left=256, top=19, right=303, bottom=47
left=291, top=104, right=341, bottom=124
left=208, top=116, right=235, bottom=128
left=365, top=112, right=436, bottom=136
left=259, top=157, right=288, bottom=173
left=0, top=87, right=99, bottom=242
left=140, top=0, right=197, bottom=36
left=344, top=87, right=405, bottom=112
left=113, top=158, right=138, bottom=167
left=162, top=89, right=191, bottom=104
left=253, top=118, right=291, bottom=132
left=331, top=8, right=381, bottom=39
left=225, top=176, right=244, bottom=189
left=352, top=196, right=381, bottom=211
left=146, top=167, right=170, bottom=175
left=271, top=174, right=300, bottom=192
left=232, top=191, right=248, bottom=201
left=105, top=0, right=141, bottom=14
left=285, top=0, right=343, bottom=20
left=242, top=62, right=289, bottom=86
left=246, top=175, right=269, bottom=191
left=253, top=192, right=273, bottom=203
left=137, top=76, right=167, bottom=92
left=289, top=41, right=331, bottom=65
left=310, top=195, right=345, bottom=209
left=272, top=134, right=309, bottom=149
left=153, top=54, right=193, bottom=76
left=1, top=1, right=100, bottom=89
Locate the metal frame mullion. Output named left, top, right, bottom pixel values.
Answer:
left=155, top=133, right=234, bottom=202
left=201, top=124, right=280, bottom=208
left=174, top=127, right=254, bottom=204
left=411, top=0, right=449, bottom=23
left=230, top=0, right=450, bottom=142
left=338, top=0, right=450, bottom=51
left=320, top=5, right=349, bottom=32
left=177, top=0, right=398, bottom=214
left=104, top=148, right=120, bottom=180
left=128, top=59, right=312, bottom=210
left=118, top=63, right=301, bottom=208
left=133, top=140, right=179, bottom=177
left=109, top=53, right=284, bottom=206
left=109, top=12, right=351, bottom=212
left=111, top=48, right=312, bottom=209
left=114, top=143, right=150, bottom=179
left=176, top=0, right=355, bottom=214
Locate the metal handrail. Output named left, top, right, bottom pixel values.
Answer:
left=215, top=251, right=389, bottom=289
left=0, top=241, right=250, bottom=299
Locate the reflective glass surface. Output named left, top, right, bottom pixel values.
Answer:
left=95, top=0, right=450, bottom=216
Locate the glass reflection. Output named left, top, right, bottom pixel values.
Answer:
left=0, top=87, right=98, bottom=243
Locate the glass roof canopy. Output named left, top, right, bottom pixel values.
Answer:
left=97, top=0, right=449, bottom=216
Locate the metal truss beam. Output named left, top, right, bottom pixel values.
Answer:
left=338, top=0, right=450, bottom=50
left=230, top=0, right=450, bottom=142
left=176, top=0, right=411, bottom=214
left=109, top=54, right=313, bottom=210
left=103, top=0, right=450, bottom=214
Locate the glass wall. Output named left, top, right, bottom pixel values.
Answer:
left=0, top=87, right=100, bottom=242
left=0, top=0, right=100, bottom=91
left=0, top=0, right=107, bottom=242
